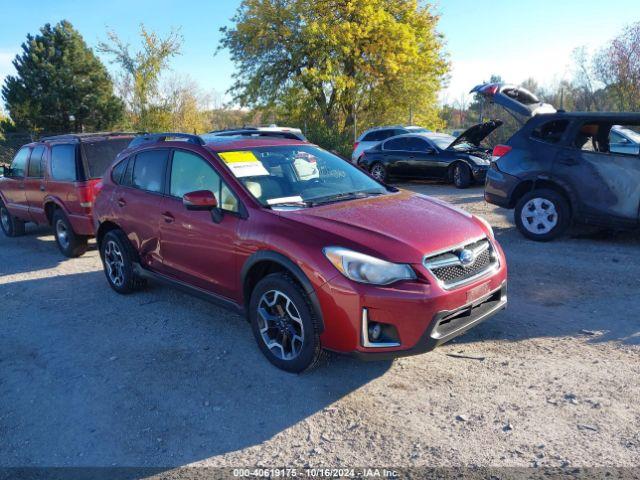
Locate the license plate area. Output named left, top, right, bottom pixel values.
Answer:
left=466, top=281, right=491, bottom=304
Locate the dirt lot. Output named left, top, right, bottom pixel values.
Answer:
left=1, top=182, right=639, bottom=471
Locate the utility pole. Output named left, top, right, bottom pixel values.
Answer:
left=409, top=105, right=413, bottom=125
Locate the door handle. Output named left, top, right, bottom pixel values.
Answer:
left=162, top=212, right=175, bottom=223
left=557, top=157, right=578, bottom=166
left=39, top=184, right=46, bottom=192
left=117, top=198, right=126, bottom=207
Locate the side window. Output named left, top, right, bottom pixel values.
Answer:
left=111, top=158, right=128, bottom=185
left=170, top=150, right=238, bottom=212
left=384, top=137, right=409, bottom=150
left=27, top=146, right=45, bottom=177
left=531, top=120, right=569, bottom=144
left=362, top=131, right=381, bottom=142
left=132, top=150, right=168, bottom=193
left=10, top=147, right=30, bottom=177
left=51, top=144, right=78, bottom=181
left=407, top=137, right=431, bottom=152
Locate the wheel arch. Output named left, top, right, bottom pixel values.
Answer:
left=43, top=197, right=68, bottom=225
left=241, top=251, right=325, bottom=332
left=510, top=175, right=575, bottom=216
left=96, top=220, right=122, bottom=250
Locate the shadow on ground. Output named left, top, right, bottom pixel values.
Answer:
left=0, top=270, right=391, bottom=472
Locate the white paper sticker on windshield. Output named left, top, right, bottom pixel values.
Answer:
left=219, top=151, right=269, bottom=178
left=267, top=196, right=304, bottom=205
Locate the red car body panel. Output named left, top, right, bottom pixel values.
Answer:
left=0, top=136, right=132, bottom=236
left=94, top=138, right=507, bottom=356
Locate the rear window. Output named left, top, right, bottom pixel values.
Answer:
left=50, top=145, right=78, bottom=181
left=132, top=150, right=168, bottom=193
left=81, top=138, right=131, bottom=179
left=531, top=120, right=569, bottom=144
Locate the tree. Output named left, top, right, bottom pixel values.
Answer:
left=220, top=0, right=448, bottom=152
left=594, top=22, right=640, bottom=111
left=98, top=25, right=183, bottom=131
left=2, top=21, right=123, bottom=133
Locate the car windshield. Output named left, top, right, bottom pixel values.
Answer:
left=216, top=145, right=388, bottom=208
left=425, top=133, right=456, bottom=150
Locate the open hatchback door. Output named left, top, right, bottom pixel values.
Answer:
left=470, top=83, right=556, bottom=120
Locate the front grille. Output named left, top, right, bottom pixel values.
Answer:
left=424, top=238, right=498, bottom=288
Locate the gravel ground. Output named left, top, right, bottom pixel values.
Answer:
left=0, top=182, right=639, bottom=471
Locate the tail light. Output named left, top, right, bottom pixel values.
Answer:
left=482, top=84, right=499, bottom=96
left=353, top=142, right=359, bottom=151
left=492, top=145, right=512, bottom=159
left=78, top=179, right=101, bottom=209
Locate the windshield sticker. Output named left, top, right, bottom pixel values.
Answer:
left=267, top=196, right=304, bottom=206
left=219, top=151, right=269, bottom=178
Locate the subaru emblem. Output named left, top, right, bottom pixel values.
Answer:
left=458, top=249, right=476, bottom=266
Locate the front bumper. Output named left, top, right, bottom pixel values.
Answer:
left=316, top=243, right=508, bottom=358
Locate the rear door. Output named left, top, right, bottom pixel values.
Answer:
left=2, top=146, right=30, bottom=220
left=114, top=149, right=170, bottom=269
left=381, top=137, right=420, bottom=177
left=24, top=145, right=48, bottom=224
left=158, top=149, right=242, bottom=299
left=553, top=121, right=640, bottom=224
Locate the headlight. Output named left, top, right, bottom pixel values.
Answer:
left=474, top=214, right=494, bottom=238
left=469, top=155, right=490, bottom=165
left=323, top=247, right=416, bottom=285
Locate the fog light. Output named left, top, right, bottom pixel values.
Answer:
left=368, top=322, right=382, bottom=341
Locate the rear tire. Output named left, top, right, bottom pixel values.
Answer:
left=452, top=163, right=472, bottom=189
left=52, top=209, right=88, bottom=257
left=370, top=162, right=388, bottom=183
left=0, top=200, right=26, bottom=237
left=515, top=189, right=570, bottom=241
left=99, top=229, right=146, bottom=294
left=248, top=273, right=324, bottom=373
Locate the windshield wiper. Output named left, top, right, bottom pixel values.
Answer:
left=308, top=190, right=384, bottom=206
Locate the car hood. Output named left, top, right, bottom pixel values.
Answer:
left=275, top=190, right=488, bottom=263
left=447, top=120, right=503, bottom=150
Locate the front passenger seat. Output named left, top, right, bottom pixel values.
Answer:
left=243, top=177, right=284, bottom=203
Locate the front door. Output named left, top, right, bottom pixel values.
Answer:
left=406, top=137, right=441, bottom=178
left=2, top=146, right=30, bottom=220
left=159, top=149, right=242, bottom=300
left=381, top=137, right=422, bottom=177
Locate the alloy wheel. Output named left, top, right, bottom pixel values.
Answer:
left=521, top=197, right=558, bottom=234
left=0, top=207, right=9, bottom=232
left=103, top=240, right=125, bottom=287
left=371, top=164, right=385, bottom=181
left=55, top=219, right=70, bottom=250
left=454, top=166, right=462, bottom=185
left=256, top=289, right=305, bottom=361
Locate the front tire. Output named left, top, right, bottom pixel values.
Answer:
left=515, top=189, right=570, bottom=241
left=99, top=229, right=145, bottom=294
left=0, top=201, right=26, bottom=237
left=52, top=210, right=88, bottom=257
left=452, top=163, right=472, bottom=188
left=249, top=273, right=323, bottom=373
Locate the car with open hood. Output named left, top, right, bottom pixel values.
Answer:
left=475, top=82, right=640, bottom=241
left=357, top=120, right=503, bottom=188
left=93, top=133, right=507, bottom=372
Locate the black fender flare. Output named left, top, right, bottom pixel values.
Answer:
left=241, top=250, right=325, bottom=332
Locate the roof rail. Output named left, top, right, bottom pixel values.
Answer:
left=129, top=132, right=205, bottom=148
left=40, top=131, right=140, bottom=142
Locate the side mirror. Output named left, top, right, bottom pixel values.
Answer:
left=182, top=190, right=223, bottom=224
left=183, top=190, right=218, bottom=211
left=425, top=148, right=435, bottom=155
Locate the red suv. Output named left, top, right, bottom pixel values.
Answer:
left=0, top=133, right=133, bottom=256
left=94, top=133, right=508, bottom=372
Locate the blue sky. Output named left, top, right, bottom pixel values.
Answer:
left=0, top=0, right=638, bottom=107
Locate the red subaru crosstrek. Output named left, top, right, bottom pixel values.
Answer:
left=93, top=133, right=507, bottom=372
left=0, top=133, right=133, bottom=256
